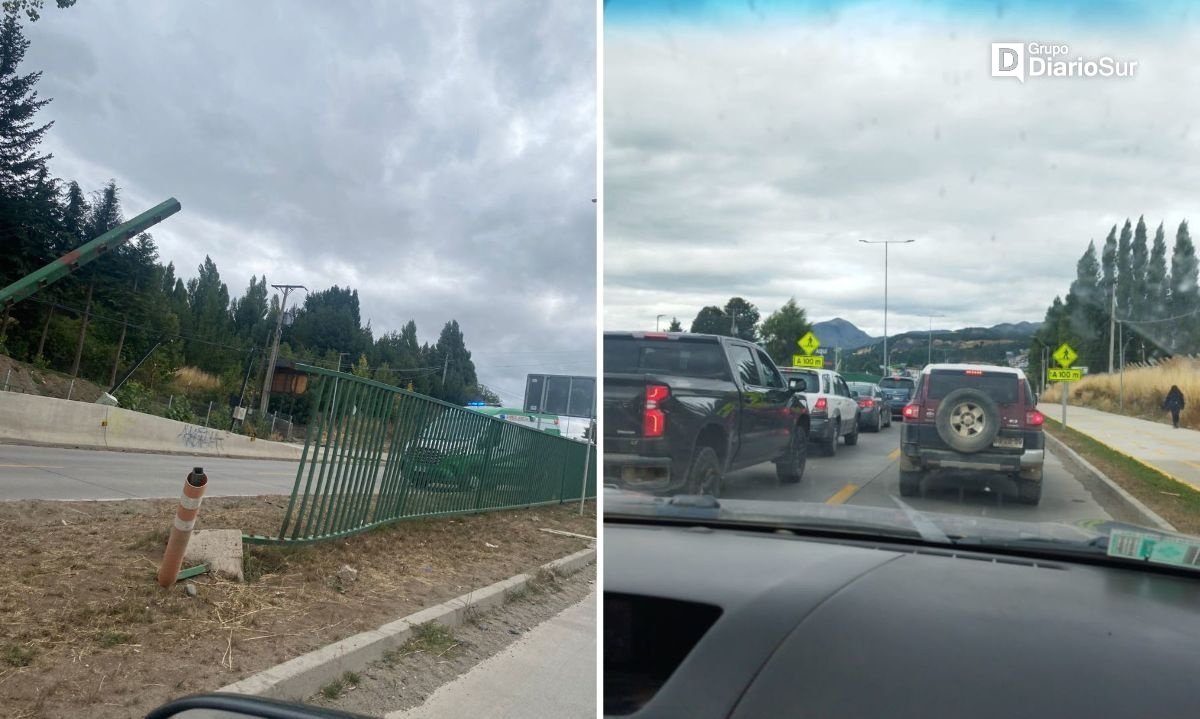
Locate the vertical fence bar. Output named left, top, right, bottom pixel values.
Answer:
left=315, top=379, right=366, bottom=538
left=279, top=374, right=333, bottom=538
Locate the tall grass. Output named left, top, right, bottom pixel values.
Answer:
left=1041, top=356, right=1200, bottom=428
left=172, top=366, right=221, bottom=393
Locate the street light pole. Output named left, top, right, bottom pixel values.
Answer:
left=656, top=314, right=668, bottom=331
left=860, top=239, right=915, bottom=373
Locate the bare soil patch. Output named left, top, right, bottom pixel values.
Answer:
left=0, top=495, right=595, bottom=718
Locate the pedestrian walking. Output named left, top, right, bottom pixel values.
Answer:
left=1164, top=384, right=1185, bottom=428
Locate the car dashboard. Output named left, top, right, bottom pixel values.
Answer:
left=604, top=520, right=1200, bottom=718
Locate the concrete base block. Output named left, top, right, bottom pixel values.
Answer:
left=184, top=529, right=245, bottom=581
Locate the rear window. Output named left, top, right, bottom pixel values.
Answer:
left=879, top=377, right=915, bottom=391
left=926, top=370, right=1020, bottom=405
left=848, top=382, right=875, bottom=395
left=782, top=369, right=821, bottom=393
left=603, top=337, right=731, bottom=379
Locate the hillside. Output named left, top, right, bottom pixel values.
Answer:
left=810, top=318, right=1042, bottom=372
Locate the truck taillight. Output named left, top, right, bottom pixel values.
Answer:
left=814, top=397, right=828, bottom=412
left=1025, top=409, right=1045, bottom=427
left=902, top=404, right=921, bottom=420
left=644, top=384, right=669, bottom=438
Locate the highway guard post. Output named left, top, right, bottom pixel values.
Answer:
left=157, top=467, right=208, bottom=588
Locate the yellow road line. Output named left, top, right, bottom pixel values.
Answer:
left=888, top=448, right=900, bottom=461
left=826, top=483, right=860, bottom=505
left=0, top=464, right=64, bottom=469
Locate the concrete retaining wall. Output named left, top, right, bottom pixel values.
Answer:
left=0, top=392, right=303, bottom=460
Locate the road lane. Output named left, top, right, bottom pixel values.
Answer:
left=721, top=424, right=1112, bottom=525
left=0, top=443, right=301, bottom=500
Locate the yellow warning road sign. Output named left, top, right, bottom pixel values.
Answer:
left=1047, top=368, right=1082, bottom=382
left=792, top=354, right=824, bottom=368
left=1053, top=342, right=1078, bottom=368
left=797, top=331, right=820, bottom=355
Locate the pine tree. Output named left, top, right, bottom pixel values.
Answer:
left=1145, top=221, right=1169, bottom=317
left=1064, top=240, right=1105, bottom=369
left=1169, top=220, right=1199, bottom=352
left=1100, top=225, right=1118, bottom=299
left=0, top=12, right=51, bottom=195
left=667, top=317, right=682, bottom=332
left=1116, top=218, right=1134, bottom=314
left=1130, top=216, right=1149, bottom=318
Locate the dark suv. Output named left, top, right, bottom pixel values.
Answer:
left=898, top=363, right=1045, bottom=504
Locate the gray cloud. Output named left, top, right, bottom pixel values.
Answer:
left=28, top=0, right=596, bottom=404
left=604, top=14, right=1200, bottom=337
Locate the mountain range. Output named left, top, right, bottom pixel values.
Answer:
left=811, top=318, right=1042, bottom=350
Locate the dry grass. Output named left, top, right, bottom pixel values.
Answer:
left=0, top=496, right=596, bottom=718
left=1041, top=356, right=1200, bottom=428
left=172, top=366, right=222, bottom=394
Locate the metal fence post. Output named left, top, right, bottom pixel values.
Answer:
left=2, top=368, right=9, bottom=391
left=67, top=379, right=75, bottom=401
left=579, top=440, right=593, bottom=515
left=204, top=401, right=213, bottom=427
left=271, top=411, right=277, bottom=436
left=167, top=394, right=173, bottom=410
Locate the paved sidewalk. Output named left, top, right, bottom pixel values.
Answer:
left=385, top=588, right=596, bottom=719
left=1039, top=403, right=1200, bottom=491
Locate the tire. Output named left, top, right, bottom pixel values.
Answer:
left=825, top=419, right=839, bottom=456
left=776, top=425, right=808, bottom=484
left=899, top=469, right=923, bottom=497
left=935, top=388, right=1000, bottom=453
left=875, top=412, right=883, bottom=433
left=844, top=415, right=860, bottom=446
left=687, top=446, right=724, bottom=497
left=1016, top=477, right=1042, bottom=505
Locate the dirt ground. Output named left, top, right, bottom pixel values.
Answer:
left=309, top=564, right=596, bottom=717
left=0, top=354, right=104, bottom=402
left=0, top=496, right=595, bottom=719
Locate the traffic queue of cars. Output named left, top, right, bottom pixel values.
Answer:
left=602, top=330, right=1045, bottom=504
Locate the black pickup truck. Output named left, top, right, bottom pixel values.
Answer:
left=603, top=331, right=810, bottom=497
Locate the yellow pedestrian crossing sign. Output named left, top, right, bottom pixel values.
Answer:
left=797, top=331, right=820, bottom=355
left=1053, top=342, right=1078, bottom=368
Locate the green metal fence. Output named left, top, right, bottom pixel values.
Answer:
left=244, top=364, right=596, bottom=545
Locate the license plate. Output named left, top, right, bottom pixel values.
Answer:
left=993, top=436, right=1023, bottom=449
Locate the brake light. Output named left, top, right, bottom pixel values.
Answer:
left=814, top=397, right=828, bottom=412
left=903, top=404, right=921, bottom=420
left=642, top=332, right=669, bottom=339
left=1025, top=409, right=1045, bottom=427
left=858, top=398, right=875, bottom=408
left=644, top=384, right=669, bottom=437
left=965, top=369, right=983, bottom=376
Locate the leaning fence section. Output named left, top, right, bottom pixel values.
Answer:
left=244, top=364, right=595, bottom=545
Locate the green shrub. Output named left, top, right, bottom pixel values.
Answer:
left=165, top=402, right=197, bottom=424
left=114, top=380, right=151, bottom=411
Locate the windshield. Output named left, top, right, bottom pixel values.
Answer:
left=602, top=1, right=1200, bottom=570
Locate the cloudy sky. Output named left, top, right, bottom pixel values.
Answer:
left=604, top=1, right=1200, bottom=337
left=27, top=0, right=596, bottom=405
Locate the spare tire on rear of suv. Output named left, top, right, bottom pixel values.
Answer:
left=935, top=387, right=1000, bottom=454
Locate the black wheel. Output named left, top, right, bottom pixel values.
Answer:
left=875, top=412, right=883, bottom=433
left=844, top=415, right=860, bottom=446
left=776, top=425, right=808, bottom=484
left=1016, top=477, right=1042, bottom=505
left=825, top=419, right=839, bottom=456
left=687, top=446, right=724, bottom=497
left=935, top=388, right=1000, bottom=453
left=899, top=469, right=922, bottom=497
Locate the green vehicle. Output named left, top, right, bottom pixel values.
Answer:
left=404, top=406, right=561, bottom=491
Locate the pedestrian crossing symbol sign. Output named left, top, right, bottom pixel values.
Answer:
left=1052, top=342, right=1078, bottom=368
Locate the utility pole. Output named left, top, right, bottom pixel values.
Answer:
left=259, top=284, right=306, bottom=418
left=441, top=354, right=450, bottom=384
left=925, top=313, right=945, bottom=367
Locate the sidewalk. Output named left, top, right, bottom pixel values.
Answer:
left=385, top=589, right=596, bottom=719
left=1038, top=403, right=1200, bottom=491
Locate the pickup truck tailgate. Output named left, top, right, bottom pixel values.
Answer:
left=604, top=375, right=648, bottom=443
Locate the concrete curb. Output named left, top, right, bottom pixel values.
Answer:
left=1046, top=432, right=1177, bottom=533
left=216, top=546, right=596, bottom=701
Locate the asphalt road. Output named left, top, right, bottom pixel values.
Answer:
left=0, top=443, right=301, bottom=500
left=720, top=422, right=1112, bottom=525
left=386, top=588, right=596, bottom=719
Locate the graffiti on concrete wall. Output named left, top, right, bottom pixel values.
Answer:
left=178, top=425, right=224, bottom=450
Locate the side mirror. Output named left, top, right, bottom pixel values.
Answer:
left=788, top=378, right=807, bottom=393
left=1033, top=393, right=1039, bottom=405
left=850, top=391, right=860, bottom=399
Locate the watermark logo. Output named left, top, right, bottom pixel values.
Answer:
left=991, top=42, right=1137, bottom=82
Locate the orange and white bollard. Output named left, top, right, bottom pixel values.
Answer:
left=157, top=467, right=208, bottom=588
